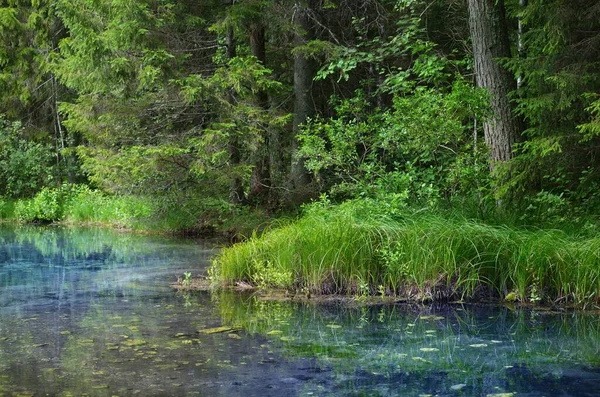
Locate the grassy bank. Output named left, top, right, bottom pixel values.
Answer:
left=0, top=184, right=270, bottom=236
left=210, top=199, right=600, bottom=306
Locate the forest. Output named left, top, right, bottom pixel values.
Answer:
left=1, top=0, right=600, bottom=303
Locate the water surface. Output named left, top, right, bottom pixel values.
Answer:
left=1, top=225, right=600, bottom=396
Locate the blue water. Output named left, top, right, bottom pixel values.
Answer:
left=1, top=225, right=600, bottom=396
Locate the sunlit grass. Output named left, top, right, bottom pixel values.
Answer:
left=211, top=199, right=600, bottom=305
left=1, top=185, right=246, bottom=234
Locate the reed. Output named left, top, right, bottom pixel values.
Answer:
left=211, top=200, right=600, bottom=305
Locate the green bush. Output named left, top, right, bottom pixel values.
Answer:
left=14, top=184, right=93, bottom=223
left=0, top=117, right=55, bottom=198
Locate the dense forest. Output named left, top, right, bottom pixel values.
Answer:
left=1, top=0, right=600, bottom=301
left=0, top=0, right=598, bottom=226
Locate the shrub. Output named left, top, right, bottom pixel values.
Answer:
left=0, top=117, right=55, bottom=198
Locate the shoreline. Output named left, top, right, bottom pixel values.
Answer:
left=171, top=276, right=597, bottom=312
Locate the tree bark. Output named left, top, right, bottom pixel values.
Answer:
left=226, top=24, right=246, bottom=205
left=467, top=0, right=521, bottom=165
left=289, top=0, right=316, bottom=198
left=247, top=22, right=272, bottom=205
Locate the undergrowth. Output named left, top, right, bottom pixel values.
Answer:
left=2, top=184, right=251, bottom=234
left=210, top=199, right=600, bottom=306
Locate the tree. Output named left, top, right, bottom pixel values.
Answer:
left=467, top=0, right=521, bottom=165
left=289, top=0, right=318, bottom=199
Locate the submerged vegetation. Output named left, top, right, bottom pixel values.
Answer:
left=213, top=293, right=600, bottom=395
left=211, top=199, right=600, bottom=306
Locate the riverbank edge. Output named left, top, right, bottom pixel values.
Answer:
left=170, top=276, right=594, bottom=312
left=208, top=201, right=600, bottom=309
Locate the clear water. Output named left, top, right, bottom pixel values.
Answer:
left=1, top=226, right=600, bottom=396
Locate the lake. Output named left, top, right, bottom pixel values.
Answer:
left=1, top=225, right=599, bottom=396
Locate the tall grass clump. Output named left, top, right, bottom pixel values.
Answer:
left=211, top=199, right=600, bottom=306
left=65, top=187, right=154, bottom=229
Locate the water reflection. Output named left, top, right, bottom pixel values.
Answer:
left=1, top=225, right=600, bottom=396
left=216, top=295, right=600, bottom=396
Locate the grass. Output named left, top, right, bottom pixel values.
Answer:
left=0, top=184, right=275, bottom=236
left=210, top=199, right=600, bottom=306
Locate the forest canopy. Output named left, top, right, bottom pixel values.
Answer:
left=1, top=0, right=599, bottom=230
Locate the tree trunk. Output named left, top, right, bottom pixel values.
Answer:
left=247, top=22, right=272, bottom=205
left=467, top=0, right=521, bottom=165
left=289, top=0, right=316, bottom=198
left=226, top=24, right=246, bottom=205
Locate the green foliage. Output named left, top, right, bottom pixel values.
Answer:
left=0, top=198, right=15, bottom=218
left=65, top=187, right=153, bottom=227
left=501, top=0, right=600, bottom=209
left=0, top=0, right=54, bottom=121
left=10, top=183, right=143, bottom=225
left=299, top=79, right=490, bottom=205
left=54, top=0, right=164, bottom=95
left=14, top=184, right=93, bottom=223
left=0, top=117, right=55, bottom=198
left=212, top=198, right=600, bottom=306
left=251, top=259, right=293, bottom=289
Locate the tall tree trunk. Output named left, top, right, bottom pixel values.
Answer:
left=289, top=0, right=316, bottom=199
left=467, top=0, right=521, bottom=165
left=226, top=24, right=246, bottom=205
left=247, top=23, right=272, bottom=205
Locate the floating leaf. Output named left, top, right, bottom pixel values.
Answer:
left=199, top=326, right=232, bottom=334
left=504, top=292, right=518, bottom=302
left=122, top=339, right=146, bottom=347
left=419, top=315, right=444, bottom=321
left=419, top=347, right=439, bottom=352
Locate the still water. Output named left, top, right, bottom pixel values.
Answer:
left=1, top=226, right=600, bottom=396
